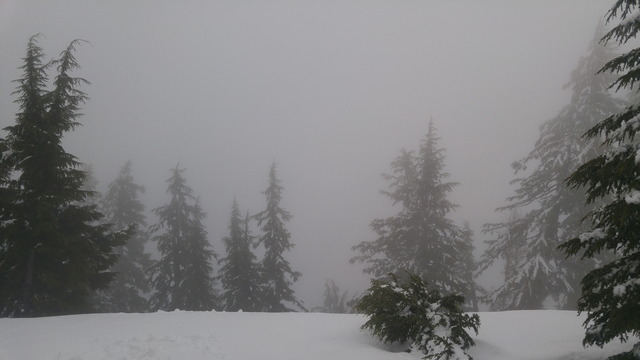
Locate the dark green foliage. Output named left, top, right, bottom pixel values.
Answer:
left=0, top=35, right=127, bottom=317
left=94, top=161, right=152, bottom=312
left=559, top=2, right=640, bottom=359
left=218, top=200, right=262, bottom=312
left=254, top=162, right=303, bottom=312
left=478, top=23, right=624, bottom=310
left=351, top=121, right=475, bottom=297
left=147, top=165, right=217, bottom=311
left=355, top=274, right=480, bottom=360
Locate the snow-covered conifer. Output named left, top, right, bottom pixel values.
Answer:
left=478, top=23, right=625, bottom=310
left=560, top=3, right=640, bottom=358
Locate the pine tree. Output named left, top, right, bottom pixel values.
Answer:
left=80, top=164, right=101, bottom=206
left=218, top=199, right=261, bottom=312
left=560, top=3, right=640, bottom=358
left=351, top=121, right=474, bottom=298
left=94, top=161, right=152, bottom=312
left=0, top=36, right=127, bottom=317
left=147, top=164, right=217, bottom=311
left=459, top=222, right=479, bottom=312
left=478, top=24, right=625, bottom=310
left=317, top=279, right=349, bottom=313
left=254, top=162, right=303, bottom=312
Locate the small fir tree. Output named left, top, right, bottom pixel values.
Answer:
left=478, top=24, right=625, bottom=310
left=355, top=273, right=480, bottom=360
left=254, top=162, right=303, bottom=312
left=351, top=121, right=474, bottom=297
left=0, top=36, right=127, bottom=317
left=219, top=200, right=262, bottom=312
left=94, top=161, right=152, bottom=312
left=147, top=164, right=217, bottom=311
left=560, top=2, right=640, bottom=358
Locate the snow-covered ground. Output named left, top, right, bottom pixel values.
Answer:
left=0, top=310, right=635, bottom=360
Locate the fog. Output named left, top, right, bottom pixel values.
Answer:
left=0, top=0, right=611, bottom=308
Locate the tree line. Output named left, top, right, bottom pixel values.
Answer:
left=2, top=4, right=640, bottom=357
left=0, top=35, right=302, bottom=316
left=351, top=8, right=639, bottom=359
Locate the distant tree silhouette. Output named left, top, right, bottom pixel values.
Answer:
left=218, top=199, right=262, bottom=312
left=351, top=121, right=475, bottom=298
left=148, top=164, right=217, bottom=311
left=254, top=162, right=303, bottom=312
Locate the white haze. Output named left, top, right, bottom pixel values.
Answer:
left=0, top=0, right=612, bottom=308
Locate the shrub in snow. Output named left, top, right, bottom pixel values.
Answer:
left=355, top=274, right=480, bottom=360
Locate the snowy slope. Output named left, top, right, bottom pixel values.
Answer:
left=0, top=310, right=635, bottom=360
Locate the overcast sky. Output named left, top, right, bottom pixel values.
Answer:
left=0, top=0, right=612, bottom=308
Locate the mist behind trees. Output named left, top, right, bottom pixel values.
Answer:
left=0, top=1, right=613, bottom=308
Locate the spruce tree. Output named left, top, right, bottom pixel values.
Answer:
left=94, top=161, right=152, bottom=312
left=317, top=279, right=349, bottom=313
left=351, top=121, right=474, bottom=298
left=254, top=162, right=303, bottom=312
left=560, top=3, right=640, bottom=358
left=80, top=164, right=101, bottom=206
left=218, top=199, right=261, bottom=312
left=478, top=24, right=625, bottom=310
left=147, top=165, right=217, bottom=311
left=459, top=222, right=479, bottom=311
left=0, top=36, right=127, bottom=317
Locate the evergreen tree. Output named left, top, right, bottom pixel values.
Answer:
left=459, top=222, right=479, bottom=312
left=94, top=161, right=152, bottom=312
left=316, top=279, right=349, bottom=313
left=147, top=164, right=217, bottom=311
left=351, top=121, right=474, bottom=297
left=218, top=199, right=261, bottom=312
left=355, top=274, right=480, bottom=360
left=481, top=210, right=528, bottom=311
left=478, top=25, right=625, bottom=310
left=80, top=164, right=101, bottom=206
left=0, top=36, right=127, bottom=317
left=254, top=162, right=303, bottom=312
left=560, top=3, right=640, bottom=358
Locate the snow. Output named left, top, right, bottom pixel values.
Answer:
left=0, top=310, right=636, bottom=360
left=613, top=278, right=640, bottom=297
left=625, top=189, right=640, bottom=204
left=579, top=228, right=606, bottom=242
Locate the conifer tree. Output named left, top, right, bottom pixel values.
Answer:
left=254, top=162, right=303, bottom=312
left=317, top=279, right=349, bottom=313
left=560, top=3, right=640, bottom=358
left=218, top=199, right=261, bottom=312
left=147, top=165, right=217, bottom=311
left=478, top=24, right=625, bottom=310
left=0, top=36, right=127, bottom=317
left=80, top=164, right=101, bottom=206
left=94, top=161, right=152, bottom=312
left=351, top=121, right=474, bottom=298
left=459, top=222, right=479, bottom=311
